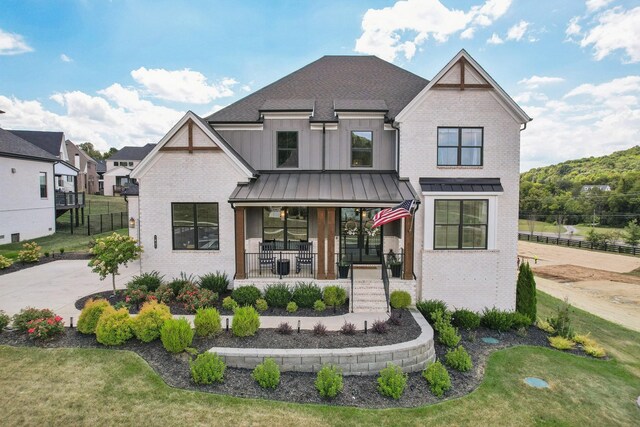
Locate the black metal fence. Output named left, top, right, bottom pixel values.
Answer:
left=244, top=252, right=317, bottom=279
left=518, top=233, right=640, bottom=256
left=56, top=211, right=128, bottom=235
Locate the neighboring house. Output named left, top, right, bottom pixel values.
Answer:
left=96, top=160, right=106, bottom=194
left=103, top=143, right=156, bottom=196
left=65, top=140, right=99, bottom=194
left=0, top=127, right=57, bottom=244
left=130, top=50, right=531, bottom=312
left=581, top=185, right=611, bottom=192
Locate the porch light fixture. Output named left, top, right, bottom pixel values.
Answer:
left=129, top=217, right=136, bottom=229
left=361, top=210, right=368, bottom=219
left=280, top=208, right=286, bottom=220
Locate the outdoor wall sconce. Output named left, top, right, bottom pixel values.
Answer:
left=280, top=208, right=286, bottom=220
left=154, top=235, right=157, bottom=249
left=361, top=210, right=368, bottom=219
left=11, top=168, right=16, bottom=173
left=129, top=217, right=136, bottom=228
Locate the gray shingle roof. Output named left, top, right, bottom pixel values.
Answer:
left=96, top=160, right=106, bottom=173
left=0, top=128, right=58, bottom=161
left=207, top=56, right=429, bottom=123
left=108, top=143, right=157, bottom=161
left=260, top=99, right=315, bottom=112
left=419, top=178, right=504, bottom=192
left=8, top=130, right=64, bottom=157
left=334, top=99, right=388, bottom=112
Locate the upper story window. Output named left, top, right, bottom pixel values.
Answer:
left=113, top=161, right=119, bottom=167
left=351, top=131, right=373, bottom=167
left=434, top=200, right=488, bottom=250
left=172, top=203, right=219, bottom=250
left=39, top=172, right=47, bottom=198
left=277, top=131, right=298, bottom=168
left=437, top=127, right=483, bottom=166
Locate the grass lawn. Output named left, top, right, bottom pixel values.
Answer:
left=518, top=219, right=561, bottom=234
left=0, top=292, right=639, bottom=426
left=573, top=224, right=625, bottom=237
left=0, top=229, right=128, bottom=259
left=56, top=194, right=128, bottom=226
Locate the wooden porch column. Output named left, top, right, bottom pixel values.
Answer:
left=317, top=208, right=326, bottom=280
left=326, top=208, right=336, bottom=280
left=234, top=207, right=246, bottom=279
left=403, top=216, right=414, bottom=280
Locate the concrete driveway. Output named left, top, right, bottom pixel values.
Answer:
left=0, top=260, right=140, bottom=322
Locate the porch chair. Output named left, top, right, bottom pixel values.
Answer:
left=295, top=241, right=314, bottom=274
left=258, top=242, right=276, bottom=275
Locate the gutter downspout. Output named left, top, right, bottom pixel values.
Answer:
left=520, top=122, right=527, bottom=132
left=390, top=120, right=400, bottom=173
left=322, top=123, right=326, bottom=171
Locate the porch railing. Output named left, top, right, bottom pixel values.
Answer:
left=55, top=191, right=85, bottom=208
left=380, top=256, right=390, bottom=314
left=244, top=252, right=317, bottom=279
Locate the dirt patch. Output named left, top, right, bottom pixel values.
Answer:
left=532, top=264, right=640, bottom=285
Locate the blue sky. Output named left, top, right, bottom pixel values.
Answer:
left=1, top=0, right=638, bottom=171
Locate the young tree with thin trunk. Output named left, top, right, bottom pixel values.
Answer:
left=89, top=232, right=142, bottom=294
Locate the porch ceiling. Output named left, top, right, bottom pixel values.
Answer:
left=229, top=171, right=418, bottom=206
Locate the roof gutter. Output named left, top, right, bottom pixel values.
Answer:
left=390, top=119, right=400, bottom=173
left=322, top=123, right=326, bottom=172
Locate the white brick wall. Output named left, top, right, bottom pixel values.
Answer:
left=398, top=89, right=521, bottom=311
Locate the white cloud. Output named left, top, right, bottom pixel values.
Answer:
left=577, top=6, right=640, bottom=63
left=487, top=33, right=504, bottom=45
left=518, top=75, right=565, bottom=89
left=565, top=16, right=582, bottom=39
left=241, top=85, right=252, bottom=92
left=60, top=53, right=72, bottom=62
left=354, top=0, right=512, bottom=61
left=586, top=0, right=613, bottom=12
left=460, top=27, right=475, bottom=40
left=512, top=91, right=548, bottom=103
left=506, top=20, right=529, bottom=41
left=131, top=67, right=238, bottom=104
left=0, top=28, right=33, bottom=55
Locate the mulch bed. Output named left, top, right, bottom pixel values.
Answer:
left=0, top=316, right=600, bottom=409
left=75, top=290, right=350, bottom=317
left=0, top=253, right=91, bottom=276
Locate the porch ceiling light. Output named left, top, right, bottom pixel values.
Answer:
left=280, top=208, right=286, bottom=220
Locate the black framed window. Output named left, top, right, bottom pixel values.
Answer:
left=39, top=172, right=47, bottom=198
left=277, top=131, right=298, bottom=168
left=351, top=131, right=373, bottom=167
left=434, top=200, right=488, bottom=249
left=437, top=127, right=483, bottom=166
left=263, top=207, right=308, bottom=250
left=172, top=203, right=219, bottom=250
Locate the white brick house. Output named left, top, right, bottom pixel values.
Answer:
left=130, top=50, right=530, bottom=312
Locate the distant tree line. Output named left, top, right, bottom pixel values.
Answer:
left=78, top=142, right=119, bottom=161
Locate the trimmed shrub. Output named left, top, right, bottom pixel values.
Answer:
left=124, top=283, right=148, bottom=307
left=95, top=307, right=133, bottom=346
left=481, top=308, right=513, bottom=332
left=313, top=300, right=326, bottom=312
left=199, top=271, right=229, bottom=294
left=232, top=306, right=260, bottom=337
left=286, top=301, right=298, bottom=313
left=194, top=308, right=221, bottom=337
left=444, top=346, right=473, bottom=372
left=0, top=310, right=10, bottom=330
left=377, top=363, right=408, bottom=400
left=315, top=365, right=343, bottom=399
left=0, top=255, right=13, bottom=269
left=548, top=336, right=575, bottom=350
left=255, top=298, right=268, bottom=312
left=128, top=271, right=164, bottom=292
left=432, top=309, right=461, bottom=347
left=536, top=319, right=555, bottom=334
left=222, top=296, right=238, bottom=312
left=323, top=286, right=347, bottom=309
left=292, top=282, right=322, bottom=308
left=451, top=309, right=481, bottom=330
left=548, top=299, right=574, bottom=339
left=422, top=361, right=451, bottom=397
left=190, top=352, right=226, bottom=385
left=516, top=262, right=537, bottom=322
left=264, top=283, right=292, bottom=308
left=340, top=322, right=356, bottom=335
left=132, top=301, right=172, bottom=342
left=12, top=307, right=55, bottom=332
left=510, top=312, right=532, bottom=329
left=231, top=285, right=261, bottom=307
left=168, top=278, right=191, bottom=296
left=252, top=358, right=281, bottom=389
left=416, top=299, right=448, bottom=324
left=160, top=318, right=194, bottom=353
left=390, top=290, right=411, bottom=309
left=371, top=319, right=389, bottom=334
left=154, top=284, right=175, bottom=304
left=178, top=286, right=218, bottom=312
left=584, top=344, right=606, bottom=358
left=276, top=322, right=293, bottom=335
left=18, top=242, right=41, bottom=263
left=77, top=299, right=111, bottom=334
left=313, top=322, right=327, bottom=336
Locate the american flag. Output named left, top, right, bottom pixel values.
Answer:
left=372, top=200, right=416, bottom=228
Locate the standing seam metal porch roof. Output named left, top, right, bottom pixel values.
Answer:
left=230, top=172, right=418, bottom=204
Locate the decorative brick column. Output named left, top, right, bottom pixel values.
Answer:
left=234, top=207, right=246, bottom=279
left=403, top=215, right=414, bottom=280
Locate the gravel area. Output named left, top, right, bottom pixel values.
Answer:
left=0, top=253, right=91, bottom=276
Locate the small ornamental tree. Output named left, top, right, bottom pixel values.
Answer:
left=516, top=262, right=536, bottom=323
left=623, top=219, right=640, bottom=247
left=89, top=232, right=143, bottom=295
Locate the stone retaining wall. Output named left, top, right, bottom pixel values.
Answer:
left=207, top=310, right=435, bottom=376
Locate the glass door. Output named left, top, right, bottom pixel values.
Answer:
left=340, top=208, right=383, bottom=264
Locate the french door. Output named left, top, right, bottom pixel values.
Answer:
left=339, top=208, right=383, bottom=264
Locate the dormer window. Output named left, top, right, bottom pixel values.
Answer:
left=351, top=131, right=373, bottom=167
left=437, top=127, right=483, bottom=166
left=277, top=131, right=298, bottom=168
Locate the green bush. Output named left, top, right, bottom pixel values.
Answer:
left=124, top=282, right=148, bottom=306
left=548, top=336, right=575, bottom=350
left=131, top=301, right=172, bottom=342
left=18, top=242, right=41, bottom=263
left=389, top=290, right=411, bottom=309
left=194, top=308, right=222, bottom=337
left=252, top=358, right=280, bottom=389
left=154, top=284, right=175, bottom=304
left=445, top=346, right=473, bottom=372
left=323, top=286, right=347, bottom=308
left=416, top=300, right=448, bottom=324
left=286, top=301, right=298, bottom=313
left=0, top=255, right=13, bottom=269
left=292, top=282, right=323, bottom=308
left=199, top=271, right=229, bottom=294
left=12, top=307, right=55, bottom=332
left=168, top=278, right=191, bottom=296
left=313, top=300, right=326, bottom=312
left=377, top=363, right=408, bottom=400
left=128, top=271, right=164, bottom=292
left=264, top=283, right=292, bottom=308
left=95, top=307, right=133, bottom=346
left=432, top=309, right=461, bottom=347
left=451, top=309, right=481, bottom=330
left=232, top=306, right=260, bottom=337
left=510, top=312, right=532, bottom=329
left=160, top=318, right=194, bottom=353
left=255, top=298, right=268, bottom=312
left=548, top=298, right=574, bottom=339
left=177, top=284, right=218, bottom=312
left=516, top=262, right=537, bottom=322
left=77, top=299, right=111, bottom=334
left=481, top=308, right=513, bottom=332
left=190, top=352, right=226, bottom=385
left=422, top=361, right=451, bottom=397
left=315, top=365, right=343, bottom=399
left=231, top=285, right=261, bottom=307
left=222, top=296, right=238, bottom=311
left=0, top=310, right=10, bottom=331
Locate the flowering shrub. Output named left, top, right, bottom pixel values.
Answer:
left=152, top=284, right=174, bottom=304
left=177, top=284, right=218, bottom=312
left=95, top=307, right=134, bottom=346
left=132, top=301, right=172, bottom=342
left=27, top=315, right=64, bottom=340
left=89, top=233, right=143, bottom=294
left=124, top=287, right=148, bottom=307
left=0, top=255, right=13, bottom=270
left=18, top=242, right=41, bottom=263
left=13, top=307, right=55, bottom=332
left=77, top=299, right=111, bottom=334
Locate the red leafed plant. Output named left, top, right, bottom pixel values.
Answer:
left=177, top=283, right=218, bottom=312
left=27, top=314, right=64, bottom=340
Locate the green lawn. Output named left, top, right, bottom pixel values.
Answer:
left=56, top=194, right=128, bottom=226
left=518, top=220, right=626, bottom=238
left=0, top=291, right=639, bottom=426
